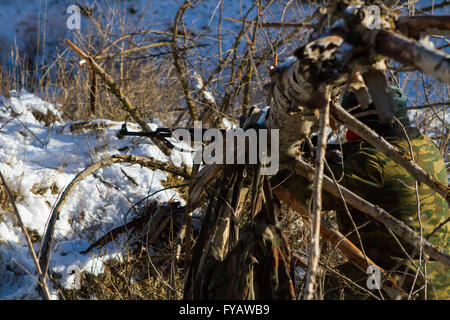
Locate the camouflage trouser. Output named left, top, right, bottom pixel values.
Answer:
left=274, top=132, right=449, bottom=299
left=424, top=261, right=450, bottom=299
left=279, top=170, right=450, bottom=299
left=391, top=260, right=450, bottom=300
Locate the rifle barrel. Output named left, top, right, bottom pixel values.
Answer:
left=118, top=126, right=228, bottom=139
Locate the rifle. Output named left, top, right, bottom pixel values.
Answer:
left=117, top=123, right=229, bottom=151
left=118, top=123, right=343, bottom=154
left=118, top=123, right=229, bottom=138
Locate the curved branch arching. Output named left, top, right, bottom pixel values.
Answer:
left=38, top=154, right=190, bottom=278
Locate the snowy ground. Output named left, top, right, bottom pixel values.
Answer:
left=0, top=90, right=193, bottom=299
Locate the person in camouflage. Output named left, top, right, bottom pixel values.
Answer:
left=276, top=86, right=449, bottom=299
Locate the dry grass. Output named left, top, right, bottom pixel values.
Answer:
left=0, top=66, right=12, bottom=99
left=2, top=1, right=185, bottom=127
left=161, top=173, right=189, bottom=203
left=58, top=249, right=183, bottom=300
left=55, top=197, right=186, bottom=300
left=50, top=55, right=184, bottom=125
left=276, top=201, right=354, bottom=299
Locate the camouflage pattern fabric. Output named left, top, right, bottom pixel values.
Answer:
left=197, top=217, right=295, bottom=300
left=279, top=129, right=449, bottom=299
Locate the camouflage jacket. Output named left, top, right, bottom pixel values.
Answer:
left=332, top=129, right=448, bottom=261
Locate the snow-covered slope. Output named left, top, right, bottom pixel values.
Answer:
left=0, top=90, right=192, bottom=299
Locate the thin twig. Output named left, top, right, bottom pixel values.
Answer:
left=0, top=171, right=51, bottom=300
left=172, top=1, right=203, bottom=122
left=225, top=17, right=314, bottom=29
left=96, top=41, right=172, bottom=60
left=303, top=89, right=330, bottom=300
left=407, top=101, right=450, bottom=110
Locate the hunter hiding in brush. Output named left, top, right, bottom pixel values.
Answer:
left=272, top=85, right=449, bottom=299
left=185, top=3, right=449, bottom=300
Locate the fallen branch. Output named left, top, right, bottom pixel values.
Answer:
left=81, top=202, right=184, bottom=254
left=39, top=154, right=190, bottom=279
left=65, top=39, right=172, bottom=156
left=80, top=213, right=150, bottom=254
left=290, top=157, right=450, bottom=268
left=0, top=171, right=51, bottom=300
left=96, top=41, right=172, bottom=60
left=95, top=29, right=187, bottom=58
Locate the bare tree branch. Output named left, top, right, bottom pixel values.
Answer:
left=0, top=171, right=51, bottom=300
left=397, top=16, right=450, bottom=37
left=225, top=16, right=314, bottom=29
left=172, top=1, right=203, bottom=122
left=371, top=29, right=450, bottom=83
left=407, top=101, right=450, bottom=110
